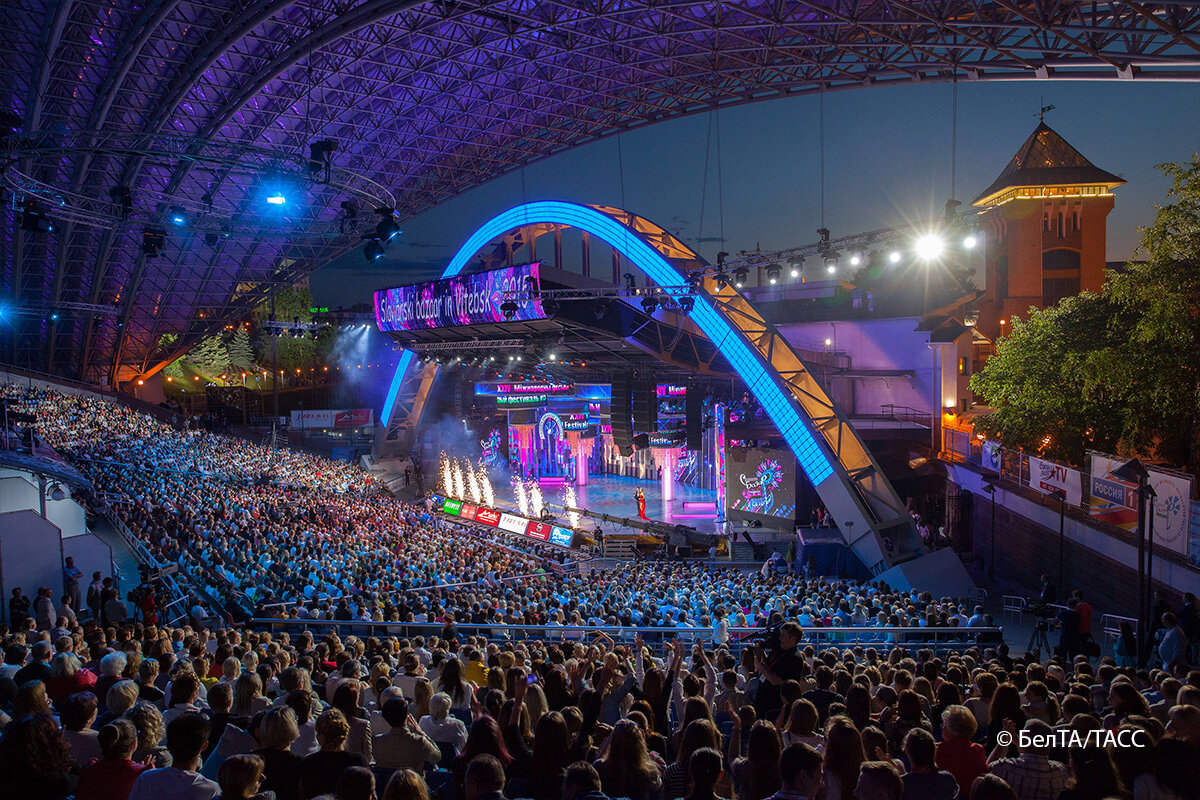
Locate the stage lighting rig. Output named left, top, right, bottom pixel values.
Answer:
left=641, top=296, right=659, bottom=315
left=141, top=227, right=165, bottom=257
left=678, top=296, right=695, bottom=314
left=500, top=301, right=519, bottom=320
left=363, top=239, right=385, bottom=262
left=108, top=185, right=133, bottom=219
left=308, top=139, right=337, bottom=181
left=790, top=257, right=803, bottom=279
left=766, top=264, right=781, bottom=285
left=823, top=250, right=840, bottom=274
left=374, top=207, right=400, bottom=241
left=733, top=267, right=748, bottom=288
left=339, top=200, right=359, bottom=235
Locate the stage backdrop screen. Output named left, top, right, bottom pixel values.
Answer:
left=375, top=263, right=546, bottom=332
left=726, top=447, right=798, bottom=525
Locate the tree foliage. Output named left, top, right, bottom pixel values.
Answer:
left=970, top=155, right=1200, bottom=473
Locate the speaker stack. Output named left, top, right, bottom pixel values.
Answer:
left=611, top=374, right=634, bottom=456
left=632, top=377, right=656, bottom=433
left=685, top=384, right=702, bottom=451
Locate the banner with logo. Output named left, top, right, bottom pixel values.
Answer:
left=1088, top=453, right=1140, bottom=531
left=290, top=409, right=373, bottom=429
left=1027, top=456, right=1083, bottom=506
left=1147, top=467, right=1193, bottom=558
left=982, top=440, right=1001, bottom=472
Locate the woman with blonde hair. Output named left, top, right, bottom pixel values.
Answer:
left=253, top=706, right=302, bottom=800
left=383, top=769, right=429, bottom=800
left=124, top=700, right=171, bottom=767
left=232, top=671, right=269, bottom=717
left=12, top=679, right=54, bottom=718
left=411, top=678, right=433, bottom=719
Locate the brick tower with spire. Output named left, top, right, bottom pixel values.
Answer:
left=972, top=122, right=1125, bottom=344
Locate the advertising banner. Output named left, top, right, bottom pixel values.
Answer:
left=375, top=263, right=546, bottom=332
left=549, top=526, right=574, bottom=547
left=525, top=521, right=552, bottom=541
left=441, top=498, right=462, bottom=516
left=498, top=513, right=528, bottom=534
left=982, top=440, right=1001, bottom=472
left=1088, top=453, right=1139, bottom=530
left=1148, top=467, right=1193, bottom=559
left=458, top=503, right=478, bottom=522
left=290, top=409, right=373, bottom=429
left=475, top=508, right=500, bottom=527
left=1027, top=456, right=1083, bottom=506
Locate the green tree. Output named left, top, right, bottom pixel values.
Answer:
left=971, top=155, right=1200, bottom=473
left=227, top=328, right=257, bottom=373
left=188, top=333, right=230, bottom=375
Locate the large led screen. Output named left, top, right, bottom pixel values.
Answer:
left=375, top=262, right=547, bottom=332
left=726, top=447, right=797, bottom=524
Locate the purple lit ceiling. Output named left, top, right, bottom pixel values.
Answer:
left=2, top=0, right=1199, bottom=385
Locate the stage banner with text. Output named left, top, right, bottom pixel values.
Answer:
left=1027, top=456, right=1082, bottom=506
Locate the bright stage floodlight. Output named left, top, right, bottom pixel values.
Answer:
left=849, top=254, right=861, bottom=266
left=266, top=193, right=286, bottom=205
left=963, top=234, right=978, bottom=249
left=888, top=251, right=902, bottom=263
left=914, top=233, right=945, bottom=260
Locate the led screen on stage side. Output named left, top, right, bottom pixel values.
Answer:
left=498, top=513, right=528, bottom=534
left=726, top=447, right=798, bottom=524
left=475, top=508, right=501, bottom=527
left=375, top=263, right=546, bottom=332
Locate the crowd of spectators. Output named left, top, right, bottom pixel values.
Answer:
left=1, top=382, right=1198, bottom=800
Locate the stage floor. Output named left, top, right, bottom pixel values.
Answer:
left=516, top=475, right=726, bottom=534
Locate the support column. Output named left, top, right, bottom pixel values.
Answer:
left=581, top=230, right=591, bottom=277
left=658, top=447, right=677, bottom=502
left=567, top=431, right=589, bottom=486
left=714, top=404, right=726, bottom=521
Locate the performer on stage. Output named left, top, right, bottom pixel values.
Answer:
left=635, top=487, right=648, bottom=520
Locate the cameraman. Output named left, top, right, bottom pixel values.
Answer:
left=1055, top=597, right=1082, bottom=661
left=753, top=620, right=806, bottom=719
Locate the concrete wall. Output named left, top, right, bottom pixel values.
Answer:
left=946, top=463, right=1195, bottom=614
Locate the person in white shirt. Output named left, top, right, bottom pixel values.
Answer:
left=128, top=712, right=219, bottom=800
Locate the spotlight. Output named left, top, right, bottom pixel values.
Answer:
left=914, top=233, right=945, bottom=260
left=791, top=257, right=804, bottom=279
left=109, top=185, right=133, bottom=219
left=500, top=301, right=519, bottom=320
left=339, top=200, right=359, bottom=234
left=204, top=232, right=219, bottom=247
left=374, top=207, right=400, bottom=241
left=822, top=250, right=839, bottom=274
left=641, top=296, right=659, bottom=315
left=549, top=353, right=557, bottom=361
left=678, top=296, right=695, bottom=314
left=169, top=206, right=187, bottom=226
left=963, top=234, right=978, bottom=249
left=733, top=267, right=748, bottom=288
left=363, top=239, right=385, bottom=262
left=766, top=264, right=780, bottom=285
left=266, top=193, right=286, bottom=205
left=623, top=273, right=637, bottom=291
left=593, top=301, right=609, bottom=321
left=308, top=139, right=337, bottom=178
left=18, top=198, right=52, bottom=233
left=542, top=297, right=560, bottom=317
left=49, top=312, right=59, bottom=321
left=715, top=271, right=729, bottom=290
left=888, top=251, right=902, bottom=263
left=849, top=253, right=862, bottom=266
left=142, top=228, right=166, bottom=258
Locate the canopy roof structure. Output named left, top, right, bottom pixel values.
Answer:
left=2, top=0, right=1199, bottom=385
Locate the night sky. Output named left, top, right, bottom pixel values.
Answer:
left=311, top=80, right=1200, bottom=308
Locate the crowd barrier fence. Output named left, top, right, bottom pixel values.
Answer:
left=248, top=618, right=1005, bottom=654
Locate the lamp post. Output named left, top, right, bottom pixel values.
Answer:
left=982, top=481, right=997, bottom=579
left=1049, top=488, right=1067, bottom=593
left=1113, top=458, right=1151, bottom=662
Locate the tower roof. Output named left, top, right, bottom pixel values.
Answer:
left=972, top=122, right=1124, bottom=206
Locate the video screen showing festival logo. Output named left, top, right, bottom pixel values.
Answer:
left=479, top=428, right=507, bottom=471
left=374, top=263, right=547, bottom=332
left=727, top=447, right=797, bottom=523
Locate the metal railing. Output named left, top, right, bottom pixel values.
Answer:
left=248, top=618, right=1004, bottom=654
left=94, top=497, right=190, bottom=624
left=1101, top=613, right=1138, bottom=643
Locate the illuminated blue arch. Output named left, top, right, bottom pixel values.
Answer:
left=380, top=201, right=833, bottom=486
